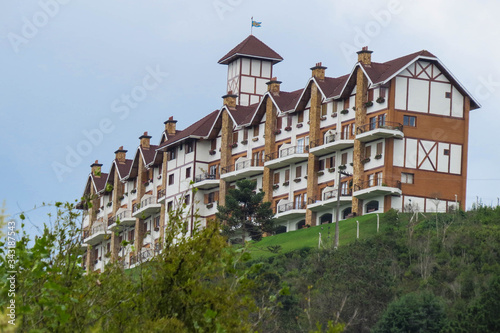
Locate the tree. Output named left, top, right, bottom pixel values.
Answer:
left=372, top=292, right=447, bottom=333
left=216, top=179, right=276, bottom=242
left=0, top=198, right=261, bottom=332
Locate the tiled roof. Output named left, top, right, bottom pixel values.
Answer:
left=273, top=89, right=303, bottom=112
left=116, top=159, right=133, bottom=179
left=92, top=173, right=108, bottom=192
left=228, top=105, right=258, bottom=126
left=141, top=145, right=158, bottom=165
left=317, top=76, right=349, bottom=99
left=159, top=109, right=219, bottom=148
left=218, top=35, right=283, bottom=65
left=363, top=50, right=437, bottom=84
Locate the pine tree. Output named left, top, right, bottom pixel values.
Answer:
left=216, top=179, right=276, bottom=242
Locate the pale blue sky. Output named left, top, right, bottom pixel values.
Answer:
left=1, top=0, right=499, bottom=234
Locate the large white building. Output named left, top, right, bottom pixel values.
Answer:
left=79, top=35, right=479, bottom=272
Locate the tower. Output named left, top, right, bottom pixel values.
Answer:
left=218, top=35, right=283, bottom=106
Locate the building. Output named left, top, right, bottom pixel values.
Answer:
left=78, top=35, right=480, bottom=272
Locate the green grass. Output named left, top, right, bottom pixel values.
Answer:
left=248, top=213, right=386, bottom=259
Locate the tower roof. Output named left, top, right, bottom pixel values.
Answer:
left=218, top=35, right=283, bottom=65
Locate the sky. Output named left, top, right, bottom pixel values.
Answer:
left=1, top=0, right=499, bottom=235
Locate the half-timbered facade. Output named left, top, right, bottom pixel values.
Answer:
left=78, top=36, right=479, bottom=272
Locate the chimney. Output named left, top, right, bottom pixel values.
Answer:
left=164, top=116, right=177, bottom=136
left=114, top=146, right=127, bottom=163
left=139, top=131, right=152, bottom=149
left=266, top=77, right=282, bottom=96
left=91, top=160, right=103, bottom=177
left=311, top=62, right=327, bottom=80
left=357, top=46, right=373, bottom=65
left=222, top=91, right=238, bottom=108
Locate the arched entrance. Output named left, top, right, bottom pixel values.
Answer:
left=320, top=213, right=333, bottom=224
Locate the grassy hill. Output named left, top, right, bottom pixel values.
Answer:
left=248, top=213, right=387, bottom=259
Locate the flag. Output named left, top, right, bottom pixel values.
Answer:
left=252, top=20, right=261, bottom=27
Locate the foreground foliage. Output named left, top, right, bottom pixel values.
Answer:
left=2, top=203, right=500, bottom=332
left=0, top=201, right=261, bottom=332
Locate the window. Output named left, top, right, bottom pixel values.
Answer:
left=186, top=141, right=194, bottom=154
left=379, top=86, right=387, bottom=98
left=378, top=114, right=386, bottom=127
left=276, top=116, right=282, bottom=130
left=444, top=149, right=450, bottom=156
left=445, top=92, right=451, bottom=98
left=368, top=89, right=374, bottom=102
left=318, top=159, right=325, bottom=171
left=365, top=146, right=372, bottom=158
left=294, top=192, right=307, bottom=209
left=297, top=136, right=309, bottom=153
left=167, top=201, right=173, bottom=212
left=232, top=131, right=238, bottom=144
left=186, top=167, right=191, bottom=178
left=401, top=172, right=414, bottom=184
left=154, top=216, right=160, bottom=228
left=326, top=156, right=335, bottom=169
left=287, top=115, right=292, bottom=127
left=341, top=153, right=348, bottom=165
left=107, top=242, right=110, bottom=253
left=342, top=124, right=350, bottom=140
left=296, top=165, right=302, bottom=178
left=211, top=139, right=217, bottom=151
left=243, top=128, right=248, bottom=141
left=185, top=194, right=190, bottom=205
left=297, top=110, right=304, bottom=123
left=253, top=125, right=260, bottom=137
left=273, top=172, right=280, bottom=184
left=205, top=191, right=219, bottom=204
left=168, top=174, right=174, bottom=185
left=209, top=164, right=218, bottom=177
left=369, top=117, right=377, bottom=130
left=321, top=103, right=327, bottom=116
left=129, top=230, right=135, bottom=242
left=403, top=115, right=416, bottom=127
left=285, top=169, right=290, bottom=182
left=376, top=142, right=383, bottom=155
left=167, top=148, right=176, bottom=160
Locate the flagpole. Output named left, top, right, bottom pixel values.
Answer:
left=251, top=16, right=253, bottom=35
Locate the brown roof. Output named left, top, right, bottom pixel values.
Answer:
left=141, top=145, right=158, bottom=165
left=316, top=76, right=349, bottom=99
left=218, top=35, right=283, bottom=65
left=272, top=89, right=303, bottom=112
left=159, top=110, right=219, bottom=148
left=228, top=105, right=258, bottom=126
left=116, top=159, right=133, bottom=179
left=362, top=50, right=437, bottom=84
left=92, top=173, right=108, bottom=192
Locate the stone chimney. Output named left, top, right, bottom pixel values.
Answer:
left=357, top=46, right=373, bottom=65
left=114, top=146, right=127, bottom=163
left=311, top=62, right=327, bottom=80
left=267, top=77, right=282, bottom=96
left=164, top=116, right=177, bottom=136
left=222, top=91, right=238, bottom=108
left=139, top=131, right=152, bottom=149
left=91, top=160, right=102, bottom=177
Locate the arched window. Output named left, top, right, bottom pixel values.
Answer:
left=296, top=220, right=306, bottom=229
left=342, top=207, right=352, bottom=219
left=275, top=225, right=287, bottom=234
left=366, top=200, right=379, bottom=213
left=320, top=213, right=333, bottom=224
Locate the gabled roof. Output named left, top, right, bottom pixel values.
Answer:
left=158, top=109, right=219, bottom=150
left=218, top=35, right=283, bottom=65
left=83, top=172, right=109, bottom=197
left=246, top=89, right=303, bottom=126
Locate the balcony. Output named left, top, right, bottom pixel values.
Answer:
left=265, top=145, right=309, bottom=169
left=274, top=201, right=307, bottom=221
left=307, top=189, right=353, bottom=212
left=220, top=159, right=264, bottom=182
left=353, top=179, right=402, bottom=200
left=83, top=222, right=108, bottom=246
left=107, top=209, right=136, bottom=230
left=157, top=188, right=166, bottom=203
left=310, top=133, right=355, bottom=156
left=129, top=248, right=154, bottom=268
left=194, top=172, right=220, bottom=189
left=133, top=195, right=162, bottom=219
left=356, top=121, right=404, bottom=142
